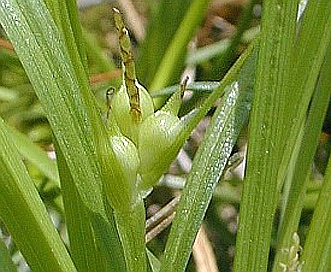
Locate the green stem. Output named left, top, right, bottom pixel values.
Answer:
left=114, top=199, right=147, bottom=272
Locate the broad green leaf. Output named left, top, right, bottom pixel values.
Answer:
left=233, top=0, right=297, bottom=271
left=0, top=117, right=76, bottom=271
left=45, top=2, right=122, bottom=270
left=44, top=0, right=88, bottom=75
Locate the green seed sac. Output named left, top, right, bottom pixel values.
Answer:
left=108, top=81, right=185, bottom=197
left=105, top=8, right=187, bottom=203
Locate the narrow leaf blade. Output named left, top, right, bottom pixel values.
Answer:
left=0, top=118, right=76, bottom=272
left=160, top=46, right=256, bottom=272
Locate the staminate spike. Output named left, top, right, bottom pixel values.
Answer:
left=113, top=8, right=141, bottom=121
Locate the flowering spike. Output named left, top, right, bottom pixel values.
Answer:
left=113, top=8, right=141, bottom=121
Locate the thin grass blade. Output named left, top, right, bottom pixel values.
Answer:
left=160, top=46, right=257, bottom=272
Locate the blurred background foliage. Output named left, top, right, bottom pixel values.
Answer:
left=0, top=0, right=329, bottom=271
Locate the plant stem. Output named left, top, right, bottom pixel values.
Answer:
left=114, top=199, right=147, bottom=272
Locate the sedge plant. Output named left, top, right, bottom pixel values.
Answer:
left=0, top=1, right=331, bottom=272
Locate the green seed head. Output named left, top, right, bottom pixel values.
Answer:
left=104, top=9, right=189, bottom=205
